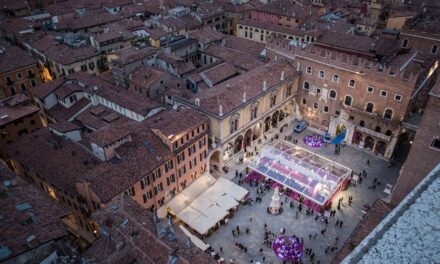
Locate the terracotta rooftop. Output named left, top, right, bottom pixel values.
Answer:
left=0, top=95, right=39, bottom=127
left=84, top=122, right=174, bottom=203
left=239, top=19, right=307, bottom=36
left=205, top=45, right=264, bottom=71
left=47, top=97, right=91, bottom=122
left=49, top=121, right=80, bottom=133
left=114, top=47, right=157, bottom=65
left=200, top=61, right=239, bottom=87
left=34, top=72, right=163, bottom=116
left=157, top=15, right=202, bottom=31
left=255, top=2, right=313, bottom=19
left=87, top=119, right=136, bottom=147
left=45, top=0, right=102, bottom=15
left=177, top=59, right=298, bottom=117
left=0, top=44, right=36, bottom=74
left=130, top=66, right=171, bottom=90
left=214, top=0, right=263, bottom=13
left=0, top=18, right=34, bottom=36
left=224, top=35, right=265, bottom=56
left=316, top=31, right=376, bottom=54
left=84, top=194, right=216, bottom=263
left=0, top=164, right=69, bottom=262
left=195, top=2, right=225, bottom=19
left=56, top=11, right=125, bottom=31
left=190, top=27, right=225, bottom=45
left=5, top=127, right=102, bottom=196
left=331, top=199, right=392, bottom=264
left=75, top=104, right=130, bottom=130
left=146, top=108, right=209, bottom=138
left=145, top=26, right=169, bottom=39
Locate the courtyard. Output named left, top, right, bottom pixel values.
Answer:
left=203, top=126, right=404, bottom=264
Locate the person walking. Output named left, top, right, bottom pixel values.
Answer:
left=339, top=221, right=343, bottom=228
left=335, top=219, right=339, bottom=226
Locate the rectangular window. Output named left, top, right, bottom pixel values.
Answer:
left=380, top=90, right=388, bottom=97
left=367, top=86, right=374, bottom=93
left=177, top=152, right=185, bottom=163
left=431, top=138, right=440, bottom=150
left=394, top=94, right=402, bottom=102
left=179, top=165, right=186, bottom=177
left=431, top=44, right=438, bottom=54
left=143, top=194, right=148, bottom=203
left=152, top=169, right=161, bottom=181
left=165, top=160, right=173, bottom=172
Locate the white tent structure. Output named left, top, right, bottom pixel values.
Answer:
left=165, top=173, right=248, bottom=236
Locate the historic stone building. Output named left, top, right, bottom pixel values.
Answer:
left=174, top=59, right=300, bottom=171
left=266, top=32, right=437, bottom=159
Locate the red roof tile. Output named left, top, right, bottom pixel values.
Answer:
left=0, top=164, right=69, bottom=262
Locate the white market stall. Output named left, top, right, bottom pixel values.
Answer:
left=165, top=173, right=248, bottom=236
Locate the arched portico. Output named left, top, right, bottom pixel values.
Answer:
left=253, top=123, right=261, bottom=141
left=234, top=135, right=244, bottom=154
left=244, top=129, right=253, bottom=149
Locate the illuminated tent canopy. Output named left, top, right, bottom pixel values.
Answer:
left=248, top=141, right=351, bottom=206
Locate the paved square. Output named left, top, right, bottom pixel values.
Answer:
left=204, top=129, right=403, bottom=264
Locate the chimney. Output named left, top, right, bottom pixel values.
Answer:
left=297, top=62, right=300, bottom=71
left=263, top=80, right=267, bottom=91
left=280, top=71, right=285, bottom=81
left=195, top=98, right=200, bottom=106
left=242, top=91, right=246, bottom=103
left=219, top=104, right=223, bottom=116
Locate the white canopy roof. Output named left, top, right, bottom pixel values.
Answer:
left=179, top=225, right=210, bottom=251
left=216, top=195, right=239, bottom=211
left=166, top=173, right=249, bottom=235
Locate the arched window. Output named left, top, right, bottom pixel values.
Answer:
left=270, top=90, right=277, bottom=108
left=348, top=79, right=356, bottom=88
left=359, top=120, right=365, bottom=127
left=302, top=98, right=307, bottom=105
left=329, top=90, right=337, bottom=99
left=384, top=108, right=393, bottom=120
left=306, top=66, right=312, bottom=75
left=323, top=106, right=329, bottom=112
left=332, top=74, right=339, bottom=83
left=365, top=103, right=374, bottom=113
left=344, top=95, right=352, bottom=106
left=402, top=39, right=409, bottom=48
left=313, top=102, right=318, bottom=109
left=250, top=103, right=258, bottom=121
left=230, top=114, right=239, bottom=134
left=303, top=81, right=310, bottom=90
left=375, top=126, right=381, bottom=133
left=318, top=70, right=325, bottom=79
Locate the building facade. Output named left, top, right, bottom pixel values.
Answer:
left=267, top=33, right=437, bottom=159
left=175, top=59, right=300, bottom=170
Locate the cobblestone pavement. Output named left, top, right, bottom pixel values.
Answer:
left=204, top=127, right=404, bottom=264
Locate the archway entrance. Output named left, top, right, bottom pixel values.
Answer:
left=321, top=119, right=329, bottom=130
left=352, top=131, right=362, bottom=144
left=234, top=135, right=243, bottom=154
left=209, top=150, right=221, bottom=171
left=364, top=136, right=374, bottom=150
left=272, top=110, right=280, bottom=128
left=264, top=117, right=271, bottom=132
left=375, top=141, right=387, bottom=156
left=253, top=123, right=261, bottom=141
left=244, top=129, right=253, bottom=149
